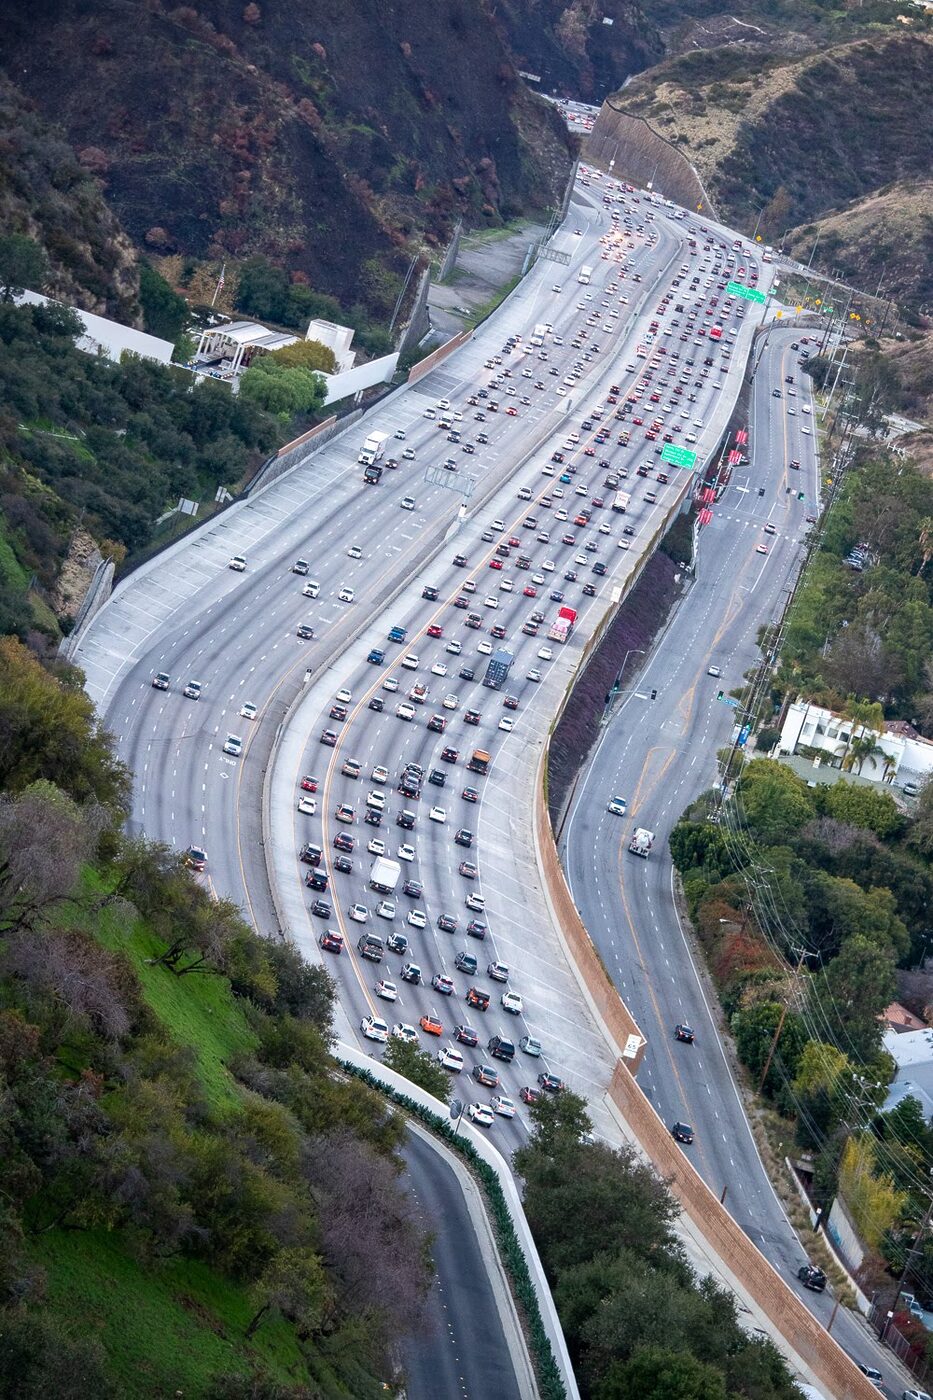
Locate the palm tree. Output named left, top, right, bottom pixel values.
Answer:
left=916, top=517, right=933, bottom=577
left=849, top=735, right=885, bottom=775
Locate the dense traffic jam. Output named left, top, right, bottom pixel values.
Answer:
left=273, top=179, right=763, bottom=1131
left=168, top=175, right=763, bottom=1132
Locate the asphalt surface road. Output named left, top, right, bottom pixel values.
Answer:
left=399, top=1128, right=525, bottom=1400
left=560, top=326, right=901, bottom=1390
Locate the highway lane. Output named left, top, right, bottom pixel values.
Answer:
left=399, top=1127, right=528, bottom=1400
left=560, top=324, right=898, bottom=1385
left=263, top=196, right=774, bottom=1160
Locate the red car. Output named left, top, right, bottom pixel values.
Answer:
left=319, top=930, right=343, bottom=954
left=300, top=775, right=319, bottom=792
left=523, top=585, right=537, bottom=597
left=508, top=536, right=521, bottom=548
left=489, top=559, right=503, bottom=570
left=505, top=406, right=518, bottom=416
left=427, top=624, right=443, bottom=638
left=520, top=1085, right=541, bottom=1105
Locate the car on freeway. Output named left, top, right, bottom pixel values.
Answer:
left=674, top=1023, right=695, bottom=1043
left=319, top=930, right=343, bottom=954
left=223, top=734, right=243, bottom=757
left=468, top=1103, right=496, bottom=1127
left=348, top=903, right=368, bottom=923
left=671, top=1121, right=695, bottom=1144
left=796, top=1264, right=827, bottom=1292
left=472, top=1063, right=499, bottom=1088
left=183, top=845, right=207, bottom=872
left=420, top=1012, right=443, bottom=1036
left=487, top=960, right=509, bottom=983
left=375, top=979, right=398, bottom=1002
left=337, top=586, right=354, bottom=602
left=437, top=1046, right=465, bottom=1072
left=520, top=1085, right=541, bottom=1105
left=151, top=671, right=170, bottom=690
left=502, top=990, right=523, bottom=1014
left=297, top=795, right=317, bottom=816
left=228, top=554, right=247, bottom=571
left=520, top=1035, right=541, bottom=1057
left=538, top=1072, right=565, bottom=1093
left=361, top=1016, right=389, bottom=1043
left=393, top=1023, right=419, bottom=1044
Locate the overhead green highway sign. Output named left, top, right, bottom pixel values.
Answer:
left=726, top=281, right=766, bottom=304
left=660, top=443, right=697, bottom=469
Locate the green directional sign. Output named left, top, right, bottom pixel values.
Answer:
left=726, top=280, right=767, bottom=304
left=661, top=443, right=697, bottom=470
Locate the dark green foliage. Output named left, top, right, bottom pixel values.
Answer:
left=0, top=1310, right=117, bottom=1400
left=138, top=261, right=188, bottom=341
left=382, top=1035, right=452, bottom=1102
left=0, top=302, right=276, bottom=564
left=0, top=234, right=48, bottom=302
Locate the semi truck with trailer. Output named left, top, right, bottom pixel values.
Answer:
left=358, top=430, right=389, bottom=466
left=628, top=828, right=655, bottom=858
left=369, top=856, right=401, bottom=894
left=482, top=648, right=514, bottom=689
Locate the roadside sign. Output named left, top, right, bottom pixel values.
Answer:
left=726, top=281, right=767, bottom=304
left=660, top=443, right=697, bottom=469
left=718, top=692, right=739, bottom=708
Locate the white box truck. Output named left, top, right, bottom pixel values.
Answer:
left=358, top=431, right=389, bottom=466
left=369, top=856, right=401, bottom=894
left=612, top=490, right=631, bottom=514
left=577, top=264, right=593, bottom=285
left=530, top=323, right=548, bottom=347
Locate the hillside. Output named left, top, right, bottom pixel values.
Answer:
left=1, top=0, right=573, bottom=321
left=493, top=0, right=662, bottom=100
left=783, top=180, right=933, bottom=315
left=604, top=33, right=933, bottom=305
left=0, top=76, right=140, bottom=322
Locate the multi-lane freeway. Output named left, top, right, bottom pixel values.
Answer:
left=560, top=323, right=901, bottom=1389
left=72, top=163, right=889, bottom=1393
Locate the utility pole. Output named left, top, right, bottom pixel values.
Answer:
left=885, top=1175, right=933, bottom=1341
left=757, top=946, right=808, bottom=1093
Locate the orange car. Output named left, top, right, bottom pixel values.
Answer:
left=419, top=1012, right=443, bottom=1036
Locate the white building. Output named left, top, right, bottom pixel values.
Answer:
left=882, top=1026, right=933, bottom=1121
left=16, top=289, right=173, bottom=365
left=779, top=698, right=933, bottom=790
left=306, top=318, right=356, bottom=372
left=191, top=320, right=298, bottom=379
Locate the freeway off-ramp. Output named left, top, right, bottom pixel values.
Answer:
left=74, top=171, right=885, bottom=1396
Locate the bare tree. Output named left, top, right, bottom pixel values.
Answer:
left=2, top=928, right=135, bottom=1041
left=304, top=1130, right=430, bottom=1328
left=0, top=783, right=105, bottom=933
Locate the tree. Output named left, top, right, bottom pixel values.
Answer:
left=525, top=1088, right=592, bottom=1155
left=0, top=1311, right=116, bottom=1399
left=245, top=1246, right=329, bottom=1338
left=239, top=358, right=327, bottom=418
left=736, top=760, right=816, bottom=845
left=817, top=935, right=896, bottom=1062
left=271, top=338, right=337, bottom=374
left=0, top=234, right=48, bottom=301
left=382, top=1035, right=451, bottom=1102
left=0, top=782, right=105, bottom=933
left=0, top=637, right=129, bottom=808
left=596, top=1345, right=728, bottom=1400
left=138, top=262, right=188, bottom=342
left=821, top=781, right=903, bottom=839
left=731, top=1001, right=807, bottom=1094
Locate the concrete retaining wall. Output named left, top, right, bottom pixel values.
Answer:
left=335, top=1040, right=580, bottom=1400
left=59, top=556, right=114, bottom=662
left=407, top=328, right=474, bottom=386
left=322, top=352, right=399, bottom=405
left=585, top=102, right=718, bottom=218
left=246, top=410, right=363, bottom=497
left=436, top=220, right=463, bottom=284
left=396, top=267, right=433, bottom=362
